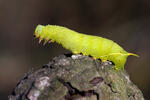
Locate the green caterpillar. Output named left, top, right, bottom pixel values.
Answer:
left=34, top=25, right=139, bottom=70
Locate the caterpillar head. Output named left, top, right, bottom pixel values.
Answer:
left=34, top=25, right=45, bottom=38
left=34, top=25, right=56, bottom=44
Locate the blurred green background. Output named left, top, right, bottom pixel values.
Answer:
left=0, top=0, right=150, bottom=99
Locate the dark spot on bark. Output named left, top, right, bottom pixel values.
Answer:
left=90, top=77, right=103, bottom=86
left=64, top=53, right=73, bottom=57
left=42, top=64, right=49, bottom=68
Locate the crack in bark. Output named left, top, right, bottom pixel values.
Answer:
left=58, top=79, right=99, bottom=100
left=128, top=93, right=136, bottom=99
left=104, top=82, right=118, bottom=93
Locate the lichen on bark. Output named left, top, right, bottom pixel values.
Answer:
left=9, top=54, right=145, bottom=100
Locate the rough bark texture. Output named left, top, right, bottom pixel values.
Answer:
left=8, top=54, right=145, bottom=100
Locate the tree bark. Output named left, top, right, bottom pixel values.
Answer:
left=8, top=54, right=145, bottom=100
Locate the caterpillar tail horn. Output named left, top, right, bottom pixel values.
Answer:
left=127, top=53, right=139, bottom=57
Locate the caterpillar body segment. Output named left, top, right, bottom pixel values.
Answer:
left=34, top=25, right=139, bottom=70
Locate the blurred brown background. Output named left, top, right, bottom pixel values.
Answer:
left=0, top=0, right=150, bottom=99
